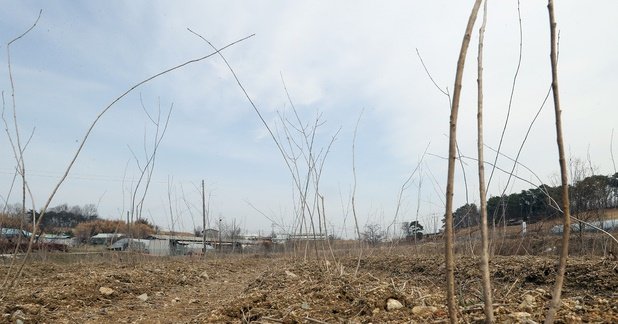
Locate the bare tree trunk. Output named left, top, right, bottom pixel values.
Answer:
left=444, top=1, right=483, bottom=322
left=545, top=1, right=571, bottom=322
left=476, top=1, right=494, bottom=322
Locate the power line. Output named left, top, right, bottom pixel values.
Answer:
left=0, top=169, right=168, bottom=183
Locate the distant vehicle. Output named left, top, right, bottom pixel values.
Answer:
left=507, top=219, right=523, bottom=226
left=0, top=228, right=34, bottom=240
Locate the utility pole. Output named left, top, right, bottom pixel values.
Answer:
left=231, top=218, right=236, bottom=253
left=202, top=179, right=206, bottom=258
left=218, top=218, right=222, bottom=252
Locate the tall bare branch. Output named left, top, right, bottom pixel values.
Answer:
left=476, top=0, right=495, bottom=321
left=544, top=1, right=572, bottom=322
left=444, top=1, right=483, bottom=322
left=486, top=0, right=523, bottom=191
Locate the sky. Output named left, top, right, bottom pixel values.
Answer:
left=1, top=1, right=617, bottom=237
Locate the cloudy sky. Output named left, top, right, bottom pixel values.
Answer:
left=1, top=1, right=616, bottom=237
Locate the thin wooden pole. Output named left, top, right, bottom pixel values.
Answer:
left=444, top=1, right=483, bottom=323
left=202, top=179, right=207, bottom=258
left=545, top=0, right=571, bottom=322
left=476, top=0, right=495, bottom=322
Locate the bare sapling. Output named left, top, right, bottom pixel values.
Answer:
left=476, top=0, right=495, bottom=321
left=0, top=13, right=254, bottom=296
left=128, top=97, right=173, bottom=237
left=319, top=195, right=338, bottom=266
left=486, top=0, right=523, bottom=192
left=609, top=128, right=618, bottom=173
left=352, top=111, right=363, bottom=276
left=544, top=1, right=572, bottom=322
left=0, top=10, right=42, bottom=296
left=444, top=1, right=483, bottom=322
left=277, top=83, right=339, bottom=260
left=1, top=90, right=38, bottom=289
left=188, top=29, right=342, bottom=262
left=416, top=48, right=473, bottom=252
left=386, top=142, right=429, bottom=253
left=274, top=78, right=339, bottom=260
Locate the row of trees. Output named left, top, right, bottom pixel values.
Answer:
left=361, top=221, right=425, bottom=246
left=74, top=219, right=156, bottom=242
left=450, top=172, right=618, bottom=229
left=1, top=203, right=158, bottom=242
left=1, top=203, right=99, bottom=233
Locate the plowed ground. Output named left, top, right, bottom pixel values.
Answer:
left=1, top=250, right=617, bottom=323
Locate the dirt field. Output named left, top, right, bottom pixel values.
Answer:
left=1, top=249, right=617, bottom=323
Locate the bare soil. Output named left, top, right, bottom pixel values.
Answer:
left=1, top=250, right=617, bottom=323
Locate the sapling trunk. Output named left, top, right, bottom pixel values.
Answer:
left=544, top=0, right=572, bottom=322
left=444, top=1, right=483, bottom=322
left=476, top=0, right=495, bottom=321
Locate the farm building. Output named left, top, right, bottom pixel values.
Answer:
left=551, top=219, right=618, bottom=234
left=108, top=238, right=150, bottom=252
left=286, top=233, right=327, bottom=241
left=147, top=234, right=216, bottom=256
left=202, top=228, right=219, bottom=240
left=41, top=233, right=76, bottom=247
left=146, top=234, right=250, bottom=256
left=90, top=233, right=124, bottom=245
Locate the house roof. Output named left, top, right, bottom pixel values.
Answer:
left=148, top=234, right=205, bottom=242
left=91, top=233, right=124, bottom=239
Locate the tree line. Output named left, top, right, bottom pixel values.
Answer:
left=1, top=203, right=98, bottom=232
left=449, top=172, right=618, bottom=229
left=1, top=203, right=157, bottom=241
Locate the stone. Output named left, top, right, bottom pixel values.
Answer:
left=508, top=312, right=534, bottom=323
left=12, top=310, right=25, bottom=321
left=17, top=304, right=39, bottom=315
left=386, top=298, right=404, bottom=311
left=137, top=293, right=149, bottom=302
left=412, top=305, right=438, bottom=317
left=99, top=287, right=114, bottom=296
left=519, top=294, right=536, bottom=311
